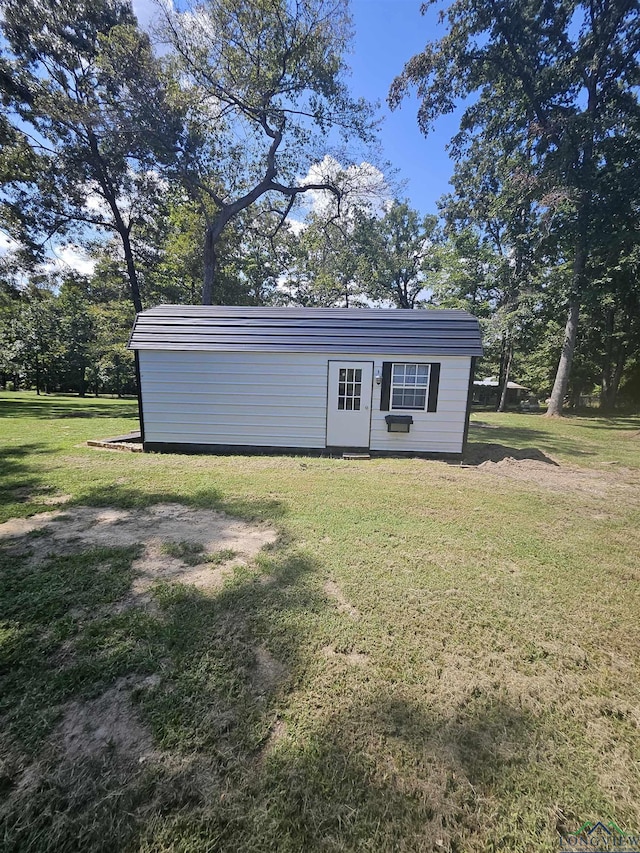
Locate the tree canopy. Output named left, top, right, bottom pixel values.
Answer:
left=0, top=0, right=639, bottom=412
left=162, top=0, right=377, bottom=303
left=0, top=0, right=179, bottom=311
left=391, top=0, right=640, bottom=414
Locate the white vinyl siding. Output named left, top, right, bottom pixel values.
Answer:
left=139, top=350, right=471, bottom=454
left=372, top=357, right=471, bottom=454
left=139, top=350, right=328, bottom=448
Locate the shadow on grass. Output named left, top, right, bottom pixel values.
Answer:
left=71, top=484, right=288, bottom=523
left=0, top=516, right=321, bottom=852
left=464, top=442, right=559, bottom=466
left=219, top=691, right=559, bottom=852
left=569, top=415, right=640, bottom=431
left=0, top=513, right=564, bottom=852
left=0, top=396, right=138, bottom=420
left=0, top=483, right=572, bottom=852
left=467, top=420, right=596, bottom=461
left=0, top=443, right=59, bottom=511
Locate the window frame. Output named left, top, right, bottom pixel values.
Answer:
left=390, top=362, right=430, bottom=411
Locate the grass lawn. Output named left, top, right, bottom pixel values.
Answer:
left=1, top=391, right=639, bottom=852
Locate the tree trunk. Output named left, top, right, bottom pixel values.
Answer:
left=546, top=299, right=580, bottom=416
left=546, top=74, right=596, bottom=418
left=86, top=131, right=144, bottom=315
left=546, top=203, right=588, bottom=417
left=609, top=314, right=630, bottom=410
left=610, top=346, right=626, bottom=410
left=497, top=332, right=508, bottom=406
left=119, top=226, right=143, bottom=314
left=202, top=225, right=217, bottom=305
left=497, top=341, right=513, bottom=412
left=600, top=307, right=615, bottom=410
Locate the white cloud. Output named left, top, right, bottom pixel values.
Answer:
left=131, top=0, right=162, bottom=33
left=46, top=244, right=97, bottom=277
left=0, top=232, right=20, bottom=254
left=0, top=232, right=96, bottom=280
left=83, top=191, right=110, bottom=220
left=297, top=156, right=391, bottom=222
left=132, top=0, right=175, bottom=55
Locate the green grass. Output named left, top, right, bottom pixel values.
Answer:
left=1, top=391, right=639, bottom=852
left=159, top=541, right=238, bottom=566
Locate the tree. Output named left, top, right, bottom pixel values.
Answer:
left=355, top=201, right=440, bottom=308
left=0, top=0, right=178, bottom=312
left=277, top=213, right=360, bottom=307
left=57, top=275, right=95, bottom=396
left=391, top=0, right=640, bottom=415
left=162, top=0, right=376, bottom=304
left=439, top=132, right=545, bottom=410
left=146, top=191, right=286, bottom=306
left=8, top=281, right=61, bottom=394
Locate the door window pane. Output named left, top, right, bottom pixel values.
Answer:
left=337, top=365, right=364, bottom=412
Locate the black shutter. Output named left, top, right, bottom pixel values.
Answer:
left=427, top=363, right=441, bottom=412
left=380, top=362, right=392, bottom=410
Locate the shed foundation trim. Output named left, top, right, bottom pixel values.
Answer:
left=143, top=441, right=463, bottom=461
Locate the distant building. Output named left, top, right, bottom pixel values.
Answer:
left=473, top=376, right=530, bottom=407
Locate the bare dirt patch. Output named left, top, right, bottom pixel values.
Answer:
left=472, top=456, right=640, bottom=497
left=465, top=443, right=559, bottom=466
left=9, top=487, right=72, bottom=506
left=59, top=674, right=160, bottom=763
left=40, top=494, right=73, bottom=506
left=0, top=503, right=275, bottom=552
left=321, top=645, right=369, bottom=665
left=252, top=646, right=288, bottom=694
left=0, top=503, right=277, bottom=596
left=131, top=547, right=240, bottom=597
left=0, top=510, right=60, bottom=540
left=324, top=579, right=360, bottom=619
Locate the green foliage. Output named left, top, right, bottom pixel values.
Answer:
left=391, top=0, right=640, bottom=412
left=164, top=0, right=376, bottom=302
left=148, top=194, right=283, bottom=307
left=0, top=270, right=135, bottom=396
left=279, top=213, right=363, bottom=307
left=355, top=201, right=441, bottom=308
left=0, top=0, right=179, bottom=311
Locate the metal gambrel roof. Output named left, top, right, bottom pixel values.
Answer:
left=128, top=305, right=484, bottom=356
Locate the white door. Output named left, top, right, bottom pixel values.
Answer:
left=326, top=361, right=373, bottom=448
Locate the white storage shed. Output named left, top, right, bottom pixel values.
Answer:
left=128, top=306, right=483, bottom=458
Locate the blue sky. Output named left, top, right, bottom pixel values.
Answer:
left=349, top=0, right=462, bottom=215
left=0, top=0, right=462, bottom=271
left=131, top=0, right=463, bottom=217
